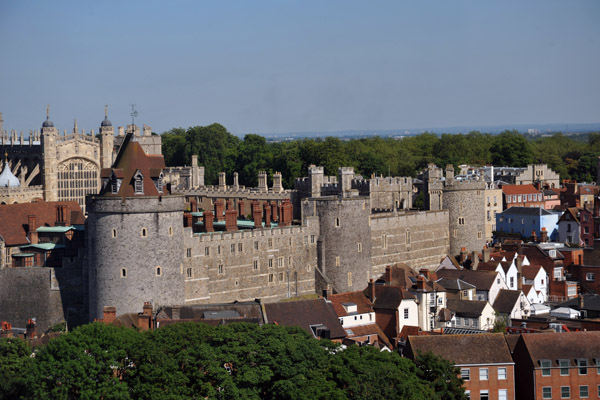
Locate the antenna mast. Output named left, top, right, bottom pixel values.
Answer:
left=130, top=104, right=138, bottom=126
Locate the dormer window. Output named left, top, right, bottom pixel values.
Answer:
left=153, top=172, right=164, bottom=193
left=133, top=170, right=144, bottom=194
left=111, top=174, right=121, bottom=194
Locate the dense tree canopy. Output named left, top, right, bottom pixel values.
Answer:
left=0, top=322, right=464, bottom=399
left=161, top=125, right=600, bottom=188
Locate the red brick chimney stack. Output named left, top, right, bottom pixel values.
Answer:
left=103, top=306, right=117, bottom=324
left=264, top=203, right=271, bottom=227
left=27, top=215, right=38, bottom=245
left=385, top=265, right=392, bottom=283
left=26, top=318, right=37, bottom=339
left=203, top=211, right=214, bottom=233
left=214, top=200, right=224, bottom=222
left=252, top=201, right=262, bottom=228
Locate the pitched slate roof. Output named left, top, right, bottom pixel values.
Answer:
left=558, top=207, right=579, bottom=224
left=407, top=333, right=513, bottom=365
left=518, top=331, right=600, bottom=365
left=502, top=184, right=541, bottom=195
left=264, top=298, right=346, bottom=339
left=560, top=294, right=600, bottom=312
left=156, top=301, right=266, bottom=325
left=499, top=206, right=553, bottom=216
left=493, top=290, right=522, bottom=314
left=476, top=261, right=501, bottom=272
left=370, top=286, right=416, bottom=310
left=446, top=299, right=489, bottom=318
left=0, top=201, right=83, bottom=246
left=328, top=291, right=373, bottom=316
left=344, top=323, right=392, bottom=349
left=435, top=278, right=475, bottom=291
left=436, top=269, right=499, bottom=291
left=99, top=132, right=166, bottom=198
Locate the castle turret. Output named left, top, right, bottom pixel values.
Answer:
left=87, top=132, right=185, bottom=320
left=41, top=106, right=58, bottom=201
left=99, top=106, right=115, bottom=169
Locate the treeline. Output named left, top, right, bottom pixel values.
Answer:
left=162, top=124, right=600, bottom=188
left=0, top=322, right=465, bottom=399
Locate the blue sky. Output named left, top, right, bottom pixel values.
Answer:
left=0, top=1, right=598, bottom=135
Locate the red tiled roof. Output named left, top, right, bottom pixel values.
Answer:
left=100, top=133, right=166, bottom=198
left=407, top=333, right=513, bottom=365
left=518, top=331, right=600, bottom=365
left=522, top=265, right=543, bottom=280
left=0, top=201, right=83, bottom=246
left=328, top=291, right=373, bottom=316
left=502, top=184, right=541, bottom=195
left=345, top=323, right=392, bottom=348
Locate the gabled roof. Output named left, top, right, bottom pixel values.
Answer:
left=517, top=331, right=600, bottom=365
left=99, top=132, right=166, bottom=198
left=493, top=290, right=523, bottom=314
left=502, top=184, right=541, bottom=195
left=522, top=265, right=544, bottom=280
left=370, top=286, right=416, bottom=310
left=407, top=333, right=513, bottom=365
left=435, top=278, right=475, bottom=291
left=446, top=299, right=489, bottom=318
left=558, top=207, right=579, bottom=224
left=436, top=269, right=499, bottom=291
left=476, top=261, right=501, bottom=272
left=328, top=291, right=373, bottom=316
left=344, top=323, right=392, bottom=349
left=264, top=298, right=346, bottom=339
left=0, top=201, right=83, bottom=246
left=522, top=284, right=534, bottom=296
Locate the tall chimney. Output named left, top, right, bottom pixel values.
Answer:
left=482, top=248, right=491, bottom=263
left=471, top=251, right=479, bottom=270
left=203, top=211, right=214, bottom=233
left=252, top=201, right=262, bottom=228
left=368, top=278, right=375, bottom=302
left=26, top=318, right=37, bottom=339
left=385, top=265, right=392, bottom=283
left=27, top=215, right=38, bottom=245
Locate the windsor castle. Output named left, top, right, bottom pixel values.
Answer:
left=0, top=111, right=487, bottom=329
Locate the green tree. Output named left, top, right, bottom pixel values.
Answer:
left=414, top=351, right=467, bottom=400
left=491, top=130, right=533, bottom=167
left=0, top=338, right=34, bottom=399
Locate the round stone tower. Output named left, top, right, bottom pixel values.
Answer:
left=442, top=165, right=486, bottom=257
left=87, top=195, right=186, bottom=320
left=307, top=195, right=372, bottom=294
left=87, top=132, right=185, bottom=319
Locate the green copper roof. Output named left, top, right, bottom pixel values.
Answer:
left=20, top=243, right=66, bottom=251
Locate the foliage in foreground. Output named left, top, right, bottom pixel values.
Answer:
left=0, top=322, right=465, bottom=399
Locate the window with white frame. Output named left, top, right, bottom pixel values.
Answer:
left=561, top=386, right=570, bottom=399
left=586, top=273, right=595, bottom=281
left=542, top=387, right=552, bottom=399
left=498, top=367, right=507, bottom=380
left=541, top=360, right=551, bottom=376
left=460, top=369, right=470, bottom=381
left=465, top=390, right=470, bottom=399
left=480, top=390, right=489, bottom=400
left=579, top=359, right=588, bottom=375
left=498, top=389, right=507, bottom=400
left=133, top=170, right=144, bottom=194
left=559, top=359, right=570, bottom=375
left=580, top=385, right=589, bottom=398
left=479, top=368, right=488, bottom=380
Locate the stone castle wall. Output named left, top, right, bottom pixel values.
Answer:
left=370, top=210, right=449, bottom=276
left=182, top=220, right=319, bottom=304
